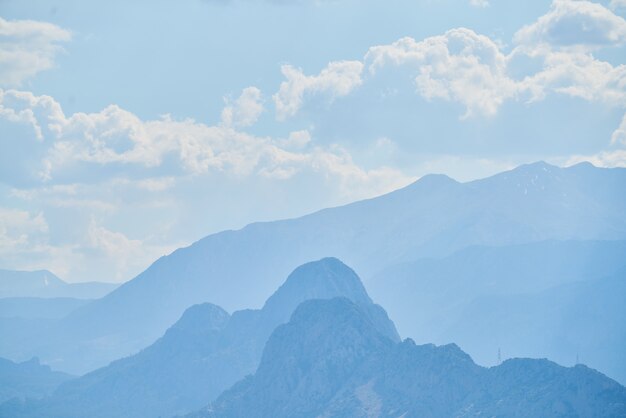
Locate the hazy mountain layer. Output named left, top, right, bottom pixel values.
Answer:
left=0, top=298, right=91, bottom=320
left=0, top=270, right=117, bottom=300
left=0, top=358, right=71, bottom=405
left=440, top=268, right=626, bottom=385
left=0, top=258, right=398, bottom=418
left=9, top=161, right=624, bottom=375
left=195, top=298, right=626, bottom=418
left=367, top=239, right=626, bottom=382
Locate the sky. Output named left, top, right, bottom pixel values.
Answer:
left=0, top=0, right=625, bottom=283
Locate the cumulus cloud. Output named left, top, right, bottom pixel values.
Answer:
left=518, top=48, right=626, bottom=105
left=221, top=87, right=264, bottom=128
left=366, top=29, right=523, bottom=118
left=0, top=88, right=410, bottom=192
left=266, top=3, right=626, bottom=121
left=273, top=60, right=363, bottom=120
left=362, top=21, right=626, bottom=118
left=0, top=17, right=71, bottom=87
left=0, top=86, right=414, bottom=280
left=514, top=0, right=626, bottom=49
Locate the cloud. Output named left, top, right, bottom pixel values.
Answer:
left=518, top=48, right=626, bottom=105
left=275, top=129, right=312, bottom=149
left=0, top=87, right=410, bottom=195
left=0, top=207, right=48, bottom=252
left=221, top=87, right=264, bottom=128
left=514, top=0, right=626, bottom=49
left=86, top=220, right=153, bottom=281
left=564, top=148, right=626, bottom=167
left=612, top=113, right=626, bottom=145
left=0, top=206, right=177, bottom=282
left=362, top=21, right=626, bottom=118
left=469, top=0, right=489, bottom=8
left=0, top=86, right=413, bottom=280
left=611, top=0, right=626, bottom=10
left=0, top=17, right=71, bottom=87
left=366, top=29, right=522, bottom=118
left=273, top=60, right=363, bottom=120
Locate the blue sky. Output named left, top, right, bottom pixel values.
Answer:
left=1, top=0, right=625, bottom=282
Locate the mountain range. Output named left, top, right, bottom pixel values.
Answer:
left=0, top=269, right=117, bottom=300
left=0, top=358, right=71, bottom=405
left=2, top=161, right=623, bottom=376
left=194, top=297, right=626, bottom=418
left=0, top=258, right=398, bottom=418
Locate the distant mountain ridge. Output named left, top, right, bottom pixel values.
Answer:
left=0, top=298, right=91, bottom=320
left=0, top=269, right=117, bottom=300
left=0, top=258, right=398, bottom=418
left=0, top=358, right=71, bottom=405
left=18, top=161, right=622, bottom=375
left=366, top=239, right=626, bottom=379
left=195, top=298, right=626, bottom=418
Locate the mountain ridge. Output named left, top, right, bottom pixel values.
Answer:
left=195, top=297, right=626, bottom=418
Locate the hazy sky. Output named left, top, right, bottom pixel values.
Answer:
left=1, top=0, right=625, bottom=282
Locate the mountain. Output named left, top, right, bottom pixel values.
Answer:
left=440, top=268, right=626, bottom=385
left=195, top=297, right=626, bottom=418
left=0, top=358, right=71, bottom=405
left=0, top=269, right=118, bottom=299
left=0, top=298, right=91, bottom=320
left=1, top=162, right=624, bottom=376
left=0, top=258, right=399, bottom=418
left=366, top=239, right=626, bottom=382
left=10, top=161, right=623, bottom=375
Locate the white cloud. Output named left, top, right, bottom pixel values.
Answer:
left=273, top=60, right=363, bottom=120
left=275, top=129, right=312, bottom=149
left=86, top=220, right=159, bottom=281
left=0, top=207, right=48, bottom=252
left=362, top=22, right=626, bottom=119
left=517, top=48, right=626, bottom=105
left=221, top=86, right=264, bottom=128
left=514, top=0, right=626, bottom=49
left=0, top=86, right=414, bottom=281
left=0, top=207, right=177, bottom=282
left=366, top=29, right=522, bottom=118
left=611, top=0, right=626, bottom=10
left=564, top=148, right=626, bottom=167
left=0, top=17, right=71, bottom=87
left=0, top=88, right=411, bottom=194
left=612, top=113, right=626, bottom=145
left=469, top=0, right=489, bottom=8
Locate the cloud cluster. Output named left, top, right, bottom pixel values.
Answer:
left=0, top=17, right=71, bottom=87
left=0, top=52, right=409, bottom=280
left=221, top=87, right=264, bottom=128
left=273, top=60, right=364, bottom=120
left=0, top=207, right=48, bottom=252
left=268, top=2, right=625, bottom=122
left=3, top=1, right=626, bottom=282
left=366, top=29, right=520, bottom=118
left=514, top=0, right=626, bottom=49
left=0, top=88, right=409, bottom=194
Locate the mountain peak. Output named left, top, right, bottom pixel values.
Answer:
left=508, top=161, right=559, bottom=176
left=406, top=173, right=459, bottom=189
left=261, top=258, right=373, bottom=318
left=169, top=303, right=230, bottom=334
